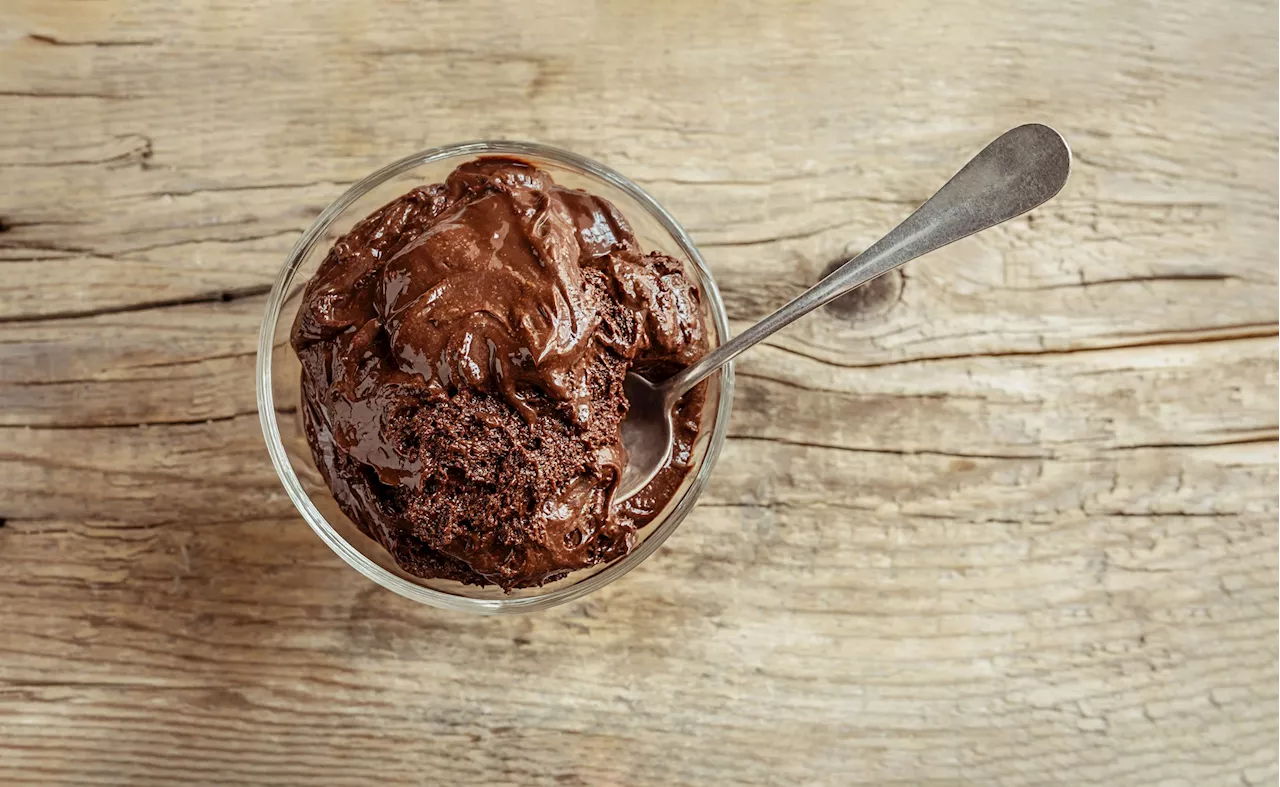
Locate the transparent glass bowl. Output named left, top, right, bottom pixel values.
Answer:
left=256, top=141, right=733, bottom=614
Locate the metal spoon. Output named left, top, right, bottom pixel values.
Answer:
left=617, top=123, right=1072, bottom=500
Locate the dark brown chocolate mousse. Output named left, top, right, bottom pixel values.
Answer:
left=291, top=157, right=708, bottom=590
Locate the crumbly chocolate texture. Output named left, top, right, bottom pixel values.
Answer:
left=292, top=157, right=707, bottom=590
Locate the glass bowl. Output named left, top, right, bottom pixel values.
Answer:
left=256, top=141, right=734, bottom=614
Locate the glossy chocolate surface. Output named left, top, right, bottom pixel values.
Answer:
left=292, top=158, right=707, bottom=589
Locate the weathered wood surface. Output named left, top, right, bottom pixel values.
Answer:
left=1, top=1, right=1276, bottom=784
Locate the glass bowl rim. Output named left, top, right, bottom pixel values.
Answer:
left=256, top=140, right=734, bottom=615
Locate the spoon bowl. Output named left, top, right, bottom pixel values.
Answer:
left=617, top=373, right=677, bottom=500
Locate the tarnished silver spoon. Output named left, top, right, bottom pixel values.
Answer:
left=617, top=123, right=1072, bottom=500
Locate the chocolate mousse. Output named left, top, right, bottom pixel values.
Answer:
left=291, top=157, right=708, bottom=590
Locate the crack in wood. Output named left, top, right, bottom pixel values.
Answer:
left=697, top=218, right=858, bottom=248
left=1063, top=198, right=1226, bottom=210
left=730, top=430, right=1278, bottom=460
left=9, top=367, right=250, bottom=387
left=108, top=230, right=293, bottom=258
left=641, top=164, right=864, bottom=187
left=368, top=47, right=549, bottom=67
left=0, top=219, right=85, bottom=231
left=114, top=350, right=258, bottom=372
left=728, top=433, right=1051, bottom=460
left=28, top=33, right=161, bottom=47
left=812, top=193, right=923, bottom=208
left=0, top=134, right=152, bottom=170
left=763, top=323, right=1279, bottom=370
left=2, top=227, right=294, bottom=265
left=0, top=284, right=272, bottom=324
left=3, top=232, right=292, bottom=276
left=1105, top=433, right=1278, bottom=451
left=0, top=90, right=137, bottom=100
left=701, top=500, right=1255, bottom=523
left=2, top=680, right=210, bottom=693
left=6, top=361, right=254, bottom=387
left=734, top=370, right=999, bottom=400
left=145, top=179, right=353, bottom=199
left=1018, top=273, right=1246, bottom=291
left=0, top=239, right=102, bottom=256
left=0, top=252, right=120, bottom=263
left=1102, top=510, right=1247, bottom=518
left=0, top=451, right=282, bottom=488
left=0, top=410, right=261, bottom=430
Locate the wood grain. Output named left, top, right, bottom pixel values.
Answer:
left=1, top=0, right=1276, bottom=785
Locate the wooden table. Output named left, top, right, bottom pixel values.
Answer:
left=2, top=1, right=1276, bottom=784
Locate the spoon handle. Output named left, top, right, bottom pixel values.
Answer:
left=665, top=123, right=1071, bottom=399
